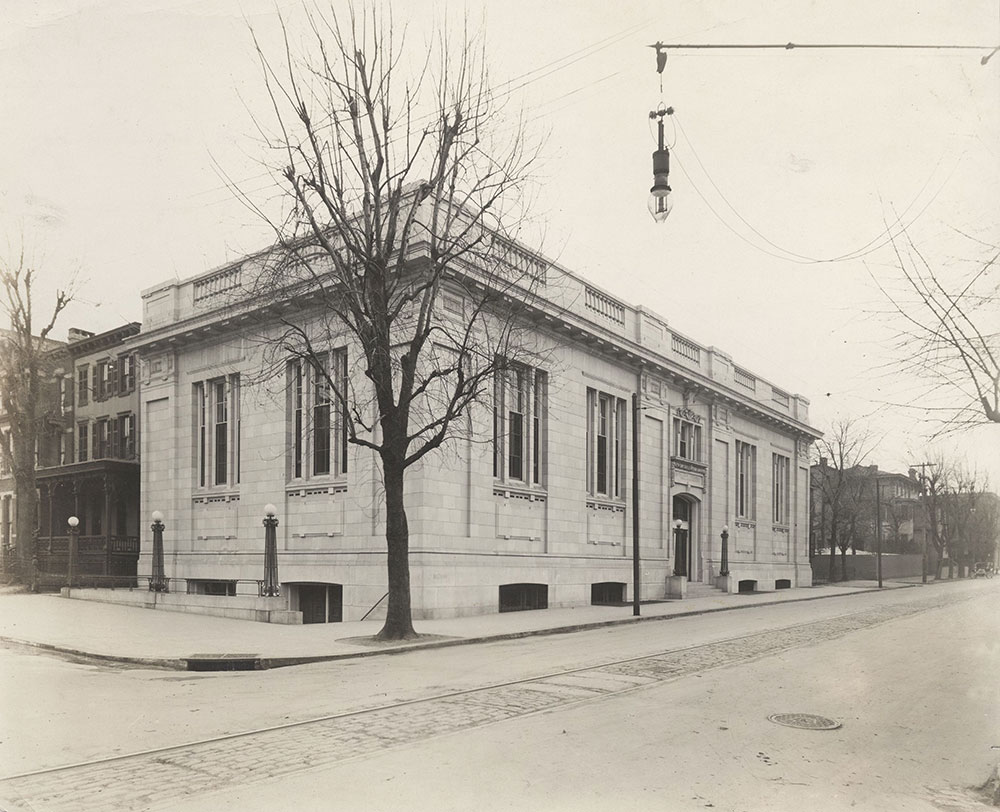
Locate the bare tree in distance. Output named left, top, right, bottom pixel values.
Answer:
left=231, top=4, right=546, bottom=639
left=870, top=227, right=999, bottom=431
left=811, top=418, right=880, bottom=582
left=911, top=452, right=990, bottom=579
left=922, top=458, right=993, bottom=578
left=0, top=245, right=74, bottom=581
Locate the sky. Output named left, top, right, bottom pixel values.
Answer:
left=2, top=0, right=998, bottom=483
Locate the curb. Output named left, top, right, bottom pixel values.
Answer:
left=0, top=636, right=186, bottom=670
left=257, top=583, right=916, bottom=669
left=1, top=581, right=927, bottom=672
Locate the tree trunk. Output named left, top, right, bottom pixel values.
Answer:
left=12, top=430, right=37, bottom=582
left=840, top=547, right=848, bottom=582
left=376, top=461, right=417, bottom=641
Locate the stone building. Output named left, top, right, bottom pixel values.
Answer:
left=131, top=240, right=820, bottom=623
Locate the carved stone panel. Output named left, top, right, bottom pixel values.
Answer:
left=711, top=404, right=732, bottom=434
left=142, top=353, right=175, bottom=385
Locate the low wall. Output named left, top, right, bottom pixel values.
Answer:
left=810, top=553, right=924, bottom=581
left=61, top=587, right=302, bottom=624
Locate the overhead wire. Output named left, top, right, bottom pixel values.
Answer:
left=187, top=15, right=656, bottom=205
left=671, top=113, right=958, bottom=265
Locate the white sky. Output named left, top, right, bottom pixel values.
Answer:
left=2, top=0, right=998, bottom=482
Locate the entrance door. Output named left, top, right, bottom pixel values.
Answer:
left=672, top=496, right=696, bottom=580
left=299, top=584, right=327, bottom=624
left=298, top=583, right=344, bottom=624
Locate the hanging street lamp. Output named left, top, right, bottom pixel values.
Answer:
left=648, top=105, right=674, bottom=223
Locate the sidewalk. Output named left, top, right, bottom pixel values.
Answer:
left=0, top=580, right=921, bottom=670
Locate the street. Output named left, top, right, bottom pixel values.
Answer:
left=1, top=580, right=998, bottom=811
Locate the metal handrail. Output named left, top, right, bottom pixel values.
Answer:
left=360, top=591, right=389, bottom=621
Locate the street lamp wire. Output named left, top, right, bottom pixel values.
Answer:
left=648, top=42, right=1000, bottom=62
left=670, top=114, right=955, bottom=267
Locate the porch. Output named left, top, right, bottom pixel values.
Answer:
left=34, top=459, right=140, bottom=582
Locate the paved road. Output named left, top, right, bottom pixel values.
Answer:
left=1, top=580, right=995, bottom=811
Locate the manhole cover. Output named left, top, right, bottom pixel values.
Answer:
left=768, top=713, right=841, bottom=730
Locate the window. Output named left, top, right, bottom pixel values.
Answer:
left=59, top=376, right=71, bottom=415
left=196, top=383, right=206, bottom=487
left=95, top=360, right=116, bottom=401
left=736, top=440, right=757, bottom=520
left=77, top=422, right=89, bottom=463
left=587, top=388, right=626, bottom=498
left=673, top=418, right=702, bottom=462
left=93, top=418, right=111, bottom=459
left=507, top=368, right=525, bottom=480
left=494, top=365, right=547, bottom=486
left=2, top=495, right=12, bottom=549
left=313, top=360, right=331, bottom=476
left=772, top=453, right=790, bottom=524
left=533, top=373, right=546, bottom=485
left=288, top=351, right=348, bottom=481
left=77, top=366, right=89, bottom=407
left=194, top=375, right=241, bottom=488
left=0, top=430, right=10, bottom=475
left=499, top=583, right=548, bottom=613
left=116, top=413, right=136, bottom=459
left=213, top=379, right=228, bottom=485
left=118, top=353, right=136, bottom=394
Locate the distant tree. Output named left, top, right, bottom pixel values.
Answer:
left=938, top=465, right=991, bottom=577
left=915, top=456, right=952, bottom=579
left=911, top=454, right=989, bottom=579
left=966, top=493, right=1000, bottom=568
left=238, top=5, right=542, bottom=639
left=0, top=246, right=73, bottom=580
left=873, top=229, right=999, bottom=430
left=812, top=418, right=879, bottom=581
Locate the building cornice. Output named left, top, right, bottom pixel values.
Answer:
left=129, top=242, right=822, bottom=441
left=68, top=323, right=141, bottom=358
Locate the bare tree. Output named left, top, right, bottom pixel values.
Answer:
left=234, top=6, right=543, bottom=638
left=935, top=464, right=993, bottom=577
left=911, top=453, right=989, bottom=579
left=872, top=229, right=999, bottom=431
left=966, top=492, right=1000, bottom=569
left=0, top=246, right=73, bottom=581
left=811, top=418, right=879, bottom=582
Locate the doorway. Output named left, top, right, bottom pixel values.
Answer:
left=295, top=583, right=343, bottom=624
left=672, top=495, right=698, bottom=580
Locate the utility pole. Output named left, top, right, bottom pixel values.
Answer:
left=873, top=470, right=883, bottom=588
left=631, top=392, right=641, bottom=617
left=910, top=461, right=937, bottom=584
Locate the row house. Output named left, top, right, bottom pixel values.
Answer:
left=131, top=230, right=821, bottom=623
left=32, top=324, right=142, bottom=580
left=0, top=331, right=68, bottom=573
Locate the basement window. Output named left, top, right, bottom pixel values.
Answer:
left=499, top=583, right=548, bottom=613
left=591, top=582, right=626, bottom=605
